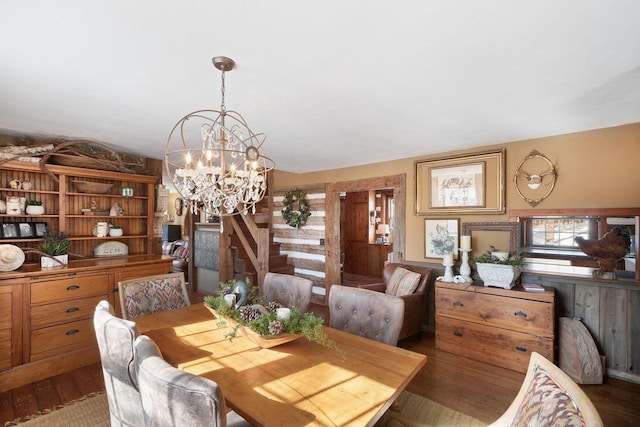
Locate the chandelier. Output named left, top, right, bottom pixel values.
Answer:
left=164, top=56, right=275, bottom=217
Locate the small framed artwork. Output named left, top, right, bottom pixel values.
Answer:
left=415, top=149, right=505, bottom=215
left=34, top=222, right=48, bottom=237
left=1, top=223, right=18, bottom=239
left=18, top=223, right=33, bottom=238
left=425, top=218, right=459, bottom=259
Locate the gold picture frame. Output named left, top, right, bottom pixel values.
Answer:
left=415, top=148, right=505, bottom=215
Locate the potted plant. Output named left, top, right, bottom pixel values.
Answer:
left=25, top=200, right=44, bottom=215
left=109, top=224, right=123, bottom=237
left=472, top=246, right=525, bottom=289
left=35, top=231, right=72, bottom=268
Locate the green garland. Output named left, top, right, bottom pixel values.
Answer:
left=282, top=189, right=311, bottom=228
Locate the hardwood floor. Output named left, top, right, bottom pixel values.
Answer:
left=2, top=332, right=639, bottom=425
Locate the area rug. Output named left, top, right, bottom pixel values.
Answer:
left=4, top=392, right=109, bottom=427
left=375, top=391, right=485, bottom=427
left=5, top=390, right=483, bottom=427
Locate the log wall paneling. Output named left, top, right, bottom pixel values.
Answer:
left=273, top=185, right=327, bottom=297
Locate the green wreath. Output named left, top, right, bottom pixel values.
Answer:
left=282, top=189, right=311, bottom=228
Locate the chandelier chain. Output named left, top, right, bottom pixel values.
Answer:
left=220, top=70, right=226, bottom=113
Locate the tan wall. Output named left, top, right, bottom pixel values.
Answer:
left=274, top=123, right=640, bottom=262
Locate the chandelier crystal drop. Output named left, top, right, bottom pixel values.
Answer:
left=165, top=56, right=275, bottom=217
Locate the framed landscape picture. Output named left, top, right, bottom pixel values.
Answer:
left=18, top=223, right=33, bottom=238
left=415, top=149, right=505, bottom=215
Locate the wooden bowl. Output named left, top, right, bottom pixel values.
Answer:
left=71, top=180, right=114, bottom=194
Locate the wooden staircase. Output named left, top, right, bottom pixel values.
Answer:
left=230, top=211, right=294, bottom=286
left=219, top=174, right=294, bottom=289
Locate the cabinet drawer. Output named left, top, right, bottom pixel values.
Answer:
left=31, top=274, right=109, bottom=304
left=0, top=329, right=10, bottom=371
left=30, top=318, right=95, bottom=362
left=435, top=287, right=553, bottom=336
left=30, top=295, right=105, bottom=329
left=436, top=316, right=553, bottom=374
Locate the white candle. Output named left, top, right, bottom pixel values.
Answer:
left=443, top=253, right=453, bottom=265
left=223, top=293, right=236, bottom=308
left=460, top=235, right=471, bottom=250
left=276, top=307, right=291, bottom=322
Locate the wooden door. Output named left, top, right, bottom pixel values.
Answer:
left=343, top=191, right=370, bottom=275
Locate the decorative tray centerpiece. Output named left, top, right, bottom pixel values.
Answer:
left=204, top=279, right=342, bottom=354
left=71, top=180, right=114, bottom=194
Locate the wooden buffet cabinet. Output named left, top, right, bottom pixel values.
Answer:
left=435, top=281, right=555, bottom=374
left=0, top=160, right=174, bottom=391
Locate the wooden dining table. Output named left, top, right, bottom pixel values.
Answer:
left=134, top=303, right=426, bottom=427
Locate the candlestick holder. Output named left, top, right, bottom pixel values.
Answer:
left=442, top=262, right=455, bottom=282
left=459, top=248, right=472, bottom=282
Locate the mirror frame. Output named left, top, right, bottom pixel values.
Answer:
left=462, top=221, right=520, bottom=254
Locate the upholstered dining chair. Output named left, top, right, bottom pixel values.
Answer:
left=263, top=272, right=313, bottom=313
left=489, top=352, right=603, bottom=427
left=328, top=284, right=405, bottom=346
left=134, top=335, right=253, bottom=427
left=93, top=300, right=144, bottom=426
left=118, top=272, right=190, bottom=320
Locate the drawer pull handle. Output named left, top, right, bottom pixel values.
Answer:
left=453, top=331, right=463, bottom=337
left=66, top=307, right=79, bottom=313
left=66, top=285, right=80, bottom=291
left=66, top=329, right=80, bottom=336
left=514, top=310, right=527, bottom=318
left=515, top=346, right=527, bottom=352
left=453, top=301, right=464, bottom=307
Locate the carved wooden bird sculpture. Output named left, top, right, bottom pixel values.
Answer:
left=575, top=226, right=631, bottom=272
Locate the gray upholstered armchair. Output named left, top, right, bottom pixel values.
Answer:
left=263, top=272, right=313, bottom=313
left=356, top=263, right=431, bottom=341
left=328, top=284, right=405, bottom=345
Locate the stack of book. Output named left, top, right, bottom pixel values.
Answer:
left=522, top=283, right=545, bottom=292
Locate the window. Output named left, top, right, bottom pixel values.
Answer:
left=522, top=216, right=598, bottom=249
left=525, top=216, right=597, bottom=249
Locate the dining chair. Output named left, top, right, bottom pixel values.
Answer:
left=93, top=300, right=144, bottom=426
left=488, top=352, right=603, bottom=427
left=263, top=272, right=313, bottom=313
left=134, top=335, right=253, bottom=427
left=328, top=284, right=405, bottom=345
left=118, top=272, right=190, bottom=320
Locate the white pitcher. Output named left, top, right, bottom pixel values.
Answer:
left=93, top=221, right=109, bottom=237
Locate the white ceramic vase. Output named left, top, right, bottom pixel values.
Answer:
left=476, top=263, right=521, bottom=289
left=109, top=227, right=123, bottom=237
left=41, top=254, right=68, bottom=268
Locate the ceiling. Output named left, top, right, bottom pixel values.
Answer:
left=1, top=1, right=639, bottom=174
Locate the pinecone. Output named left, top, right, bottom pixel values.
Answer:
left=268, top=320, right=283, bottom=335
left=220, top=285, right=233, bottom=296
left=240, top=306, right=262, bottom=322
left=266, top=301, right=282, bottom=313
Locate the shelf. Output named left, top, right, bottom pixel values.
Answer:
left=69, top=235, right=150, bottom=241
left=0, top=214, right=58, bottom=219
left=1, top=160, right=158, bottom=257
left=66, top=215, right=148, bottom=219
left=0, top=188, right=59, bottom=195
left=66, top=192, right=148, bottom=199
